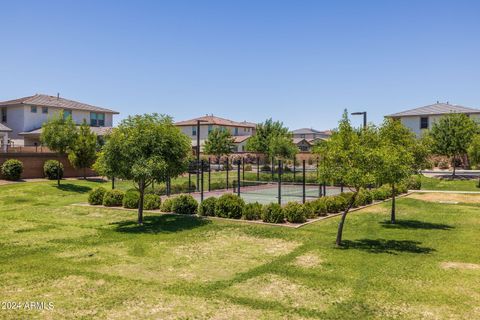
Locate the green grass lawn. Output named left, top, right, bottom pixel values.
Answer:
left=421, top=175, right=480, bottom=192
left=1, top=180, right=479, bottom=319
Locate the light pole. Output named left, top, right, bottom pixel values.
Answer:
left=351, top=111, right=367, bottom=128
left=196, top=119, right=208, bottom=191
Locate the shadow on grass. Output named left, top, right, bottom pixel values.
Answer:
left=113, top=214, right=211, bottom=234
left=340, top=238, right=435, bottom=254
left=56, top=183, right=92, bottom=193
left=380, top=220, right=454, bottom=230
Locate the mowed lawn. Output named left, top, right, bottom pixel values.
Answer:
left=421, top=175, right=480, bottom=192
left=1, top=181, right=479, bottom=319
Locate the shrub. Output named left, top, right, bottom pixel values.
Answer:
left=1, top=159, right=23, bottom=181
left=161, top=197, right=175, bottom=212
left=283, top=202, right=306, bottom=223
left=88, top=187, right=106, bottom=205
left=325, top=195, right=347, bottom=213
left=171, top=194, right=198, bottom=214
left=404, top=175, right=421, bottom=190
left=198, top=197, right=217, bottom=216
left=144, top=194, right=161, bottom=210
left=102, top=189, right=124, bottom=207
left=242, top=202, right=262, bottom=220
left=309, top=198, right=328, bottom=217
left=395, top=183, right=408, bottom=194
left=44, top=160, right=64, bottom=180
left=123, top=189, right=140, bottom=209
left=148, top=185, right=167, bottom=196
left=354, top=189, right=373, bottom=207
left=371, top=186, right=391, bottom=200
left=438, top=160, right=449, bottom=169
left=215, top=194, right=245, bottom=219
left=262, top=203, right=284, bottom=223
left=260, top=165, right=271, bottom=172
left=244, top=164, right=253, bottom=171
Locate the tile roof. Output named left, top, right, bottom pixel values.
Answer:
left=233, top=135, right=251, bottom=143
left=291, top=128, right=332, bottom=136
left=19, top=126, right=113, bottom=136
left=386, top=102, right=480, bottom=117
left=175, top=115, right=256, bottom=128
left=292, top=138, right=312, bottom=145
left=0, top=94, right=119, bottom=114
left=0, top=123, right=12, bottom=132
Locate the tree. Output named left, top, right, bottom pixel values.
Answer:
left=96, top=114, right=191, bottom=225
left=316, top=110, right=378, bottom=246
left=203, top=128, right=235, bottom=163
left=68, top=120, right=98, bottom=179
left=377, top=118, right=416, bottom=223
left=269, top=135, right=298, bottom=161
left=429, top=113, right=478, bottom=177
left=41, top=112, right=78, bottom=185
left=467, top=134, right=480, bottom=186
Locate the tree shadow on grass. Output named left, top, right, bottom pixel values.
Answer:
left=340, top=239, right=435, bottom=255
left=56, top=183, right=92, bottom=193
left=380, top=220, right=454, bottom=230
left=113, top=214, right=211, bottom=234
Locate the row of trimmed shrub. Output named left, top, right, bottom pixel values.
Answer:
left=88, top=187, right=163, bottom=210
left=0, top=159, right=64, bottom=181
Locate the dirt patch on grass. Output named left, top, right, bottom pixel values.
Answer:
left=440, top=262, right=480, bottom=270
left=292, top=253, right=323, bottom=268
left=408, top=193, right=480, bottom=204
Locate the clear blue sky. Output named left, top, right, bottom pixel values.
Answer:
left=1, top=0, right=480, bottom=130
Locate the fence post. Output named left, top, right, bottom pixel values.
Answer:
left=112, top=176, right=115, bottom=190
left=188, top=172, right=191, bottom=193
left=302, top=160, right=306, bottom=204
left=200, top=160, right=204, bottom=203
left=167, top=176, right=171, bottom=196
left=208, top=157, right=211, bottom=192
left=226, top=156, right=229, bottom=190
left=278, top=159, right=282, bottom=205
left=293, top=155, right=296, bottom=182
left=242, top=157, right=245, bottom=180
left=237, top=160, right=241, bottom=197
left=257, top=156, right=260, bottom=181
left=271, top=157, right=274, bottom=181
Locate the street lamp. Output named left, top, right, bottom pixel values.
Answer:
left=196, top=119, right=208, bottom=191
left=351, top=111, right=367, bottom=128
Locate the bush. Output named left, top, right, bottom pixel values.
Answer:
left=1, top=159, right=23, bottom=181
left=354, top=189, right=373, bottom=207
left=325, top=195, right=347, bottom=213
left=215, top=194, right=245, bottom=219
left=44, top=160, right=64, bottom=180
left=171, top=194, right=198, bottom=214
left=283, top=202, right=306, bottom=223
left=371, top=185, right=391, bottom=200
left=262, top=203, right=284, bottom=223
left=260, top=165, right=271, bottom=172
left=161, top=197, right=175, bottom=212
left=310, top=198, right=328, bottom=217
left=144, top=194, right=161, bottom=210
left=123, top=189, right=140, bottom=209
left=102, top=189, right=124, bottom=207
left=244, top=164, right=253, bottom=171
left=198, top=197, right=217, bottom=216
left=148, top=185, right=167, bottom=196
left=242, top=202, right=262, bottom=220
left=438, top=160, right=449, bottom=169
left=404, top=175, right=421, bottom=190
left=88, top=187, right=106, bottom=205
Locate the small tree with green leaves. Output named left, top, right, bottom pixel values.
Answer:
left=316, top=110, right=378, bottom=246
left=68, top=120, right=98, bottom=179
left=429, top=113, right=478, bottom=177
left=41, top=112, right=78, bottom=185
left=467, top=134, right=480, bottom=186
left=96, top=114, right=191, bottom=225
left=203, top=128, right=235, bottom=163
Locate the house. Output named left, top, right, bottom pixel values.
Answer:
left=0, top=123, right=12, bottom=152
left=0, top=94, right=119, bottom=147
left=386, top=102, right=480, bottom=137
left=291, top=128, right=331, bottom=152
left=174, top=115, right=256, bottom=153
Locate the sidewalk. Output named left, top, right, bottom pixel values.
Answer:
left=0, top=176, right=106, bottom=186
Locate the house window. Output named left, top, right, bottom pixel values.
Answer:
left=300, top=134, right=305, bottom=139
left=42, top=107, right=48, bottom=114
left=31, top=106, right=37, bottom=113
left=234, top=127, right=239, bottom=135
left=1, top=108, right=6, bottom=122
left=90, top=112, right=105, bottom=126
left=208, top=125, right=213, bottom=133
left=192, top=126, right=197, bottom=136
left=63, top=110, right=72, bottom=119
left=420, top=117, right=429, bottom=129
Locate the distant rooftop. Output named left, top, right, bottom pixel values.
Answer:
left=19, top=126, right=113, bottom=136
left=0, top=94, right=119, bottom=114
left=0, top=123, right=12, bottom=132
left=291, top=128, right=332, bottom=135
left=386, top=102, right=480, bottom=117
left=175, top=114, right=256, bottom=128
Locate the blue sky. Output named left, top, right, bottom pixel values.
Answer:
left=1, top=0, right=480, bottom=130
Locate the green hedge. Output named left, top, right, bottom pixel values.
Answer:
left=198, top=197, right=217, bottom=216
left=283, top=202, right=306, bottom=223
left=215, top=194, right=245, bottom=219
left=1, top=159, right=23, bottom=181
left=171, top=194, right=198, bottom=214
left=262, top=203, right=284, bottom=223
left=144, top=194, right=161, bottom=210
left=88, top=187, right=106, bottom=205
left=123, top=189, right=140, bottom=209
left=242, top=202, right=262, bottom=220
left=44, top=160, right=64, bottom=180
left=103, top=189, right=124, bottom=207
left=161, top=197, right=175, bottom=212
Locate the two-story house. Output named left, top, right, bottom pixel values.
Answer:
left=174, top=115, right=256, bottom=153
left=0, top=94, right=119, bottom=147
left=291, top=128, right=331, bottom=152
left=385, top=102, right=480, bottom=137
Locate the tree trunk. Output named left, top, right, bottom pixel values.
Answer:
left=57, top=159, right=61, bottom=186
left=452, top=156, right=456, bottom=178
left=83, top=167, right=86, bottom=180
left=112, top=176, right=115, bottom=190
left=391, top=183, right=396, bottom=224
left=138, top=179, right=144, bottom=225
left=335, top=192, right=358, bottom=246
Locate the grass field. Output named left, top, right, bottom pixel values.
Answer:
left=1, top=180, right=479, bottom=319
left=421, top=175, right=480, bottom=192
